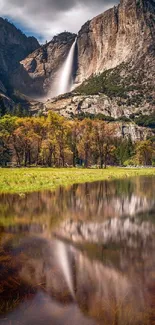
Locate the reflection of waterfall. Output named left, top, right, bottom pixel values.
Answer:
left=1, top=236, right=154, bottom=324
left=56, top=240, right=75, bottom=298
left=48, top=38, right=77, bottom=98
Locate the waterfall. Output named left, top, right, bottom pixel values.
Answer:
left=48, top=38, right=77, bottom=98
left=58, top=37, right=77, bottom=96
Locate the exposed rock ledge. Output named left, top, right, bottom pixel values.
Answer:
left=43, top=94, right=153, bottom=142
left=44, top=93, right=154, bottom=119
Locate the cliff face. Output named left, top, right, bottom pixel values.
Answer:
left=76, top=0, right=155, bottom=84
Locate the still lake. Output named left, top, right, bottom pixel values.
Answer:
left=0, top=176, right=155, bottom=324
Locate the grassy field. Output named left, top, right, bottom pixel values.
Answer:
left=0, top=167, right=155, bottom=194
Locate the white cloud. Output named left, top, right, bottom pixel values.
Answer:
left=0, top=0, right=118, bottom=41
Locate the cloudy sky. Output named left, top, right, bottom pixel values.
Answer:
left=0, top=0, right=118, bottom=42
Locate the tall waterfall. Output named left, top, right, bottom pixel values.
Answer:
left=58, top=37, right=77, bottom=96
left=48, top=38, right=77, bottom=98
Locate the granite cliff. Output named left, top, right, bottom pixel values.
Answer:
left=76, top=0, right=155, bottom=84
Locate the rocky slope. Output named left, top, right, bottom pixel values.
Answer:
left=43, top=94, right=153, bottom=141
left=44, top=92, right=154, bottom=119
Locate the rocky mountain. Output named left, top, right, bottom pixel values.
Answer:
left=42, top=0, right=155, bottom=122
left=21, top=0, right=155, bottom=99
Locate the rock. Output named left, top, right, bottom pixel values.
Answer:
left=0, top=17, right=39, bottom=78
left=44, top=93, right=154, bottom=141
left=0, top=92, right=15, bottom=112
left=44, top=93, right=154, bottom=119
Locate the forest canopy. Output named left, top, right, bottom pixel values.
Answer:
left=0, top=112, right=155, bottom=168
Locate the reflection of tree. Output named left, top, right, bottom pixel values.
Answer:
left=0, top=177, right=155, bottom=230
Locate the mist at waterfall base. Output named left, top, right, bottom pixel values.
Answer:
left=47, top=38, right=77, bottom=99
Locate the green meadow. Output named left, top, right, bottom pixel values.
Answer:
left=0, top=167, right=155, bottom=194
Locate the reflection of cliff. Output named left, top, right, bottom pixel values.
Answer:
left=0, top=177, right=155, bottom=227
left=0, top=237, right=154, bottom=324
left=56, top=216, right=155, bottom=249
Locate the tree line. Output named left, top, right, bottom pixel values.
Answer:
left=0, top=112, right=155, bottom=168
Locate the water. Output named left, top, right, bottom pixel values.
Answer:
left=0, top=176, right=155, bottom=324
left=48, top=38, right=77, bottom=98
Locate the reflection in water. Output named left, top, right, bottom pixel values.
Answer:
left=56, top=240, right=75, bottom=298
left=0, top=236, right=154, bottom=324
left=0, top=177, right=155, bottom=324
left=0, top=177, right=155, bottom=228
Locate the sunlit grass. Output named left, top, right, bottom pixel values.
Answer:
left=0, top=167, right=155, bottom=194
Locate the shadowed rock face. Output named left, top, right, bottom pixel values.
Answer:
left=0, top=18, right=39, bottom=92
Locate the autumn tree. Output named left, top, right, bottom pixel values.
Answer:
left=69, top=120, right=80, bottom=167
left=77, top=119, right=94, bottom=167
left=0, top=115, right=17, bottom=166
left=93, top=121, right=116, bottom=168
left=135, top=140, right=155, bottom=165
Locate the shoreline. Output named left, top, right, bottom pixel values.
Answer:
left=0, top=167, right=155, bottom=194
